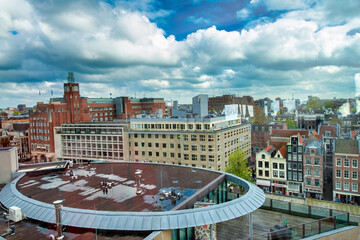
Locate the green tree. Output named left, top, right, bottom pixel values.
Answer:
left=306, top=96, right=323, bottom=110
left=324, top=100, right=334, bottom=109
left=252, top=105, right=267, bottom=123
left=286, top=119, right=297, bottom=129
left=225, top=149, right=252, bottom=181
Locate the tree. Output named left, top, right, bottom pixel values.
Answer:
left=286, top=119, right=297, bottom=129
left=225, top=149, right=252, bottom=181
left=306, top=96, right=323, bottom=110
left=252, top=105, right=267, bottom=123
left=324, top=100, right=334, bottom=109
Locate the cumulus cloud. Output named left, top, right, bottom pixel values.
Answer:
left=0, top=0, right=360, bottom=107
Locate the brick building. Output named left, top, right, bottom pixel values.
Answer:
left=269, top=129, right=310, bottom=150
left=29, top=72, right=166, bottom=163
left=251, top=123, right=287, bottom=155
left=333, top=139, right=360, bottom=205
left=304, top=139, right=324, bottom=199
left=208, top=95, right=255, bottom=113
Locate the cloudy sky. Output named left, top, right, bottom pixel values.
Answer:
left=1, top=0, right=360, bottom=108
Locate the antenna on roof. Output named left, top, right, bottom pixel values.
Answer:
left=67, top=72, right=75, bottom=83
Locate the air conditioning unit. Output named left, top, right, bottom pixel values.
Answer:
left=9, top=206, right=22, bottom=222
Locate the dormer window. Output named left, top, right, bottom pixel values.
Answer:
left=262, top=154, right=265, bottom=159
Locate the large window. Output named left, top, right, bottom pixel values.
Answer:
left=314, top=179, right=320, bottom=187
left=352, top=159, right=358, bottom=168
left=344, top=170, right=349, bottom=179
left=336, top=158, right=341, bottom=166
left=306, top=168, right=311, bottom=175
left=265, top=162, right=269, bottom=168
left=336, top=170, right=341, bottom=178
left=279, top=163, right=284, bottom=169
left=273, top=170, right=278, bottom=177
left=258, top=161, right=263, bottom=168
left=344, top=182, right=349, bottom=191
left=314, top=158, right=320, bottom=166
left=314, top=168, right=320, bottom=177
left=306, top=157, right=311, bottom=165
left=335, top=181, right=341, bottom=190
left=353, top=171, right=358, bottom=180
left=344, top=158, right=349, bottom=167
left=273, top=163, right=278, bottom=169
left=305, top=178, right=311, bottom=186
left=279, top=171, right=285, bottom=178
left=352, top=183, right=358, bottom=192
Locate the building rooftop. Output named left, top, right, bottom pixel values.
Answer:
left=335, top=139, right=359, bottom=154
left=16, top=162, right=221, bottom=212
left=0, top=162, right=265, bottom=231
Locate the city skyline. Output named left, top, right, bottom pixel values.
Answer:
left=1, top=0, right=360, bottom=108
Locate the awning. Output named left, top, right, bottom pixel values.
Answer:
left=256, top=179, right=271, bottom=187
left=272, top=183, right=286, bottom=188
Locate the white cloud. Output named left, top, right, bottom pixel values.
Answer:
left=187, top=16, right=210, bottom=25
left=236, top=8, right=250, bottom=20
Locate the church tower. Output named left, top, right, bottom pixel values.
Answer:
left=64, top=72, right=82, bottom=123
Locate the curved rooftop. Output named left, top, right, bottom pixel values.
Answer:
left=0, top=162, right=265, bottom=231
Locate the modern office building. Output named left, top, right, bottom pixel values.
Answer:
left=128, top=116, right=251, bottom=172
left=54, top=122, right=129, bottom=162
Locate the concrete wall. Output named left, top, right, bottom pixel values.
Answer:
left=0, top=147, right=18, bottom=183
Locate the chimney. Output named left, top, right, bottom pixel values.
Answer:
left=53, top=200, right=64, bottom=239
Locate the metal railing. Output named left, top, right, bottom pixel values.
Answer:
left=250, top=212, right=350, bottom=240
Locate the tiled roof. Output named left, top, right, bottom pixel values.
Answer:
left=297, top=133, right=304, bottom=144
left=271, top=129, right=309, bottom=138
left=278, top=145, right=287, bottom=158
left=335, top=139, right=359, bottom=154
left=351, top=131, right=359, bottom=139
left=264, top=145, right=274, bottom=153
left=318, top=125, right=338, bottom=138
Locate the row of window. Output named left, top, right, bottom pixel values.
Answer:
left=31, top=135, right=49, bottom=141
left=62, top=135, right=123, bottom=141
left=336, top=158, right=358, bottom=168
left=335, top=170, right=358, bottom=180
left=90, top=112, right=113, bottom=116
left=132, top=151, right=216, bottom=162
left=64, top=149, right=123, bottom=157
left=305, top=168, right=321, bottom=177
left=305, top=178, right=321, bottom=187
left=89, top=107, right=113, bottom=111
left=30, top=122, right=49, bottom=127
left=258, top=161, right=285, bottom=170
left=258, top=170, right=285, bottom=178
left=335, top=181, right=358, bottom=192
left=305, top=157, right=321, bottom=165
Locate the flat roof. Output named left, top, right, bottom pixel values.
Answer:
left=16, top=162, right=221, bottom=212
left=0, top=162, right=265, bottom=231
